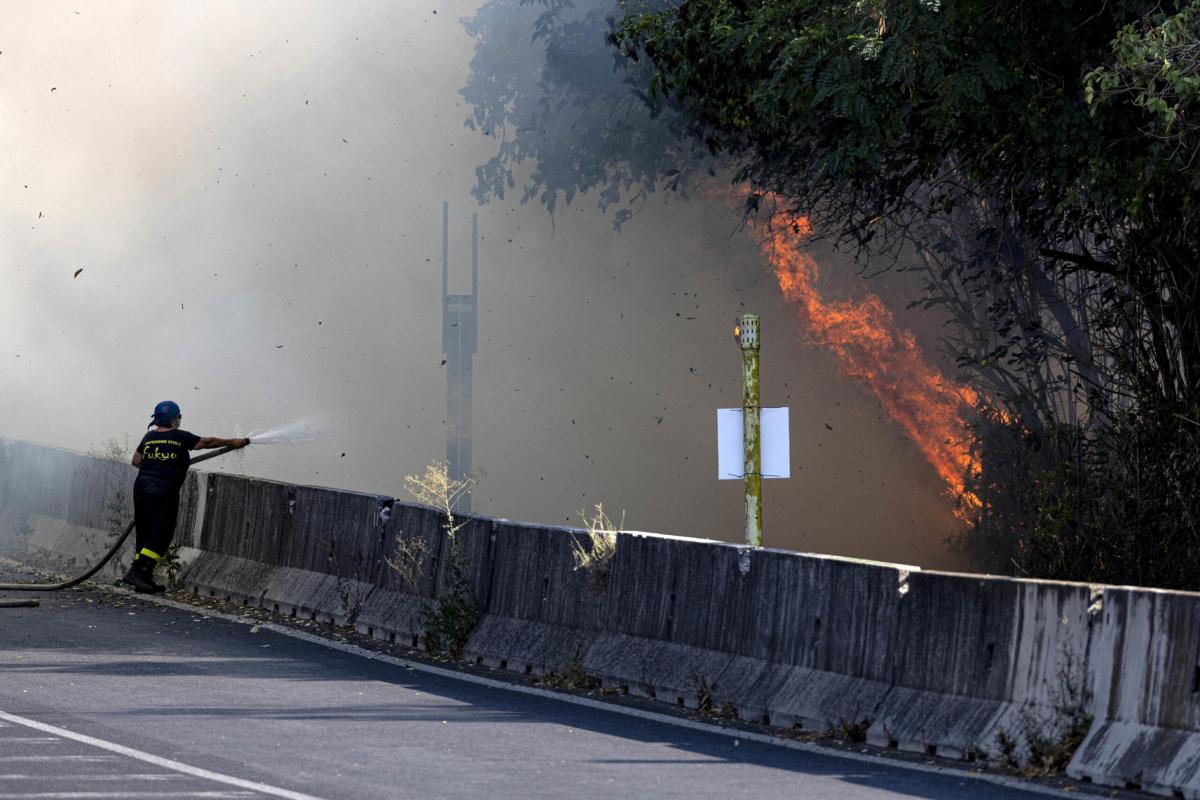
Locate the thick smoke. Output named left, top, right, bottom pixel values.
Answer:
left=0, top=1, right=963, bottom=568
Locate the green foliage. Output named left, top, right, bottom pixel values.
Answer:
left=961, top=404, right=1200, bottom=589
left=998, top=653, right=1092, bottom=774
left=160, top=545, right=185, bottom=590
left=614, top=0, right=1179, bottom=242
left=420, top=532, right=482, bottom=659
left=1023, top=706, right=1092, bottom=777
left=611, top=0, right=1200, bottom=395
left=1087, top=2, right=1200, bottom=161
left=540, top=649, right=601, bottom=691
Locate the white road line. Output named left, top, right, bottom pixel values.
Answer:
left=144, top=593, right=1098, bottom=800
left=0, top=712, right=324, bottom=800
left=0, top=757, right=116, bottom=763
left=1, top=737, right=61, bottom=743
left=0, top=774, right=186, bottom=781
left=0, top=793, right=259, bottom=799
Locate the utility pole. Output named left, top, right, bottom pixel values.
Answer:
left=737, top=314, right=762, bottom=546
left=442, top=201, right=478, bottom=513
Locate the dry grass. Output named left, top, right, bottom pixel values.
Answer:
left=387, top=460, right=480, bottom=591
left=403, top=460, right=479, bottom=537
left=385, top=536, right=433, bottom=593
left=571, top=503, right=623, bottom=589
left=540, top=652, right=601, bottom=692
left=387, top=460, right=485, bottom=657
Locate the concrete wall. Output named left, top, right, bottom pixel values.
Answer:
left=0, top=439, right=144, bottom=580
left=1, top=438, right=1197, bottom=797
left=1071, top=587, right=1200, bottom=795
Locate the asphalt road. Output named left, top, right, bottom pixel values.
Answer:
left=0, top=571, right=1068, bottom=800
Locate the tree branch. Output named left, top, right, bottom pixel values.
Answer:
left=1039, top=248, right=1126, bottom=278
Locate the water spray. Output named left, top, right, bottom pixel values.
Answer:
left=0, top=444, right=243, bottom=602
left=245, top=418, right=328, bottom=445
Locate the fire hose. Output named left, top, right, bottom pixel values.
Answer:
left=0, top=444, right=240, bottom=605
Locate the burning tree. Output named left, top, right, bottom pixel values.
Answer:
left=463, top=0, right=1200, bottom=588
left=609, top=0, right=1200, bottom=587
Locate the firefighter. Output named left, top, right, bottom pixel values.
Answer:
left=125, top=401, right=249, bottom=594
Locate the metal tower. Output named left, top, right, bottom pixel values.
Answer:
left=442, top=201, right=477, bottom=513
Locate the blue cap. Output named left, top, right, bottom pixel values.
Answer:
left=152, top=400, right=181, bottom=424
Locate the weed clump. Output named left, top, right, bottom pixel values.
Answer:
left=324, top=532, right=371, bottom=626
left=385, top=536, right=433, bottom=594
left=570, top=504, right=622, bottom=590
left=386, top=461, right=483, bottom=658
left=540, top=651, right=601, bottom=692
left=996, top=654, right=1092, bottom=775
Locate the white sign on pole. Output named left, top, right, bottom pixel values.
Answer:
left=717, top=407, right=791, bottom=480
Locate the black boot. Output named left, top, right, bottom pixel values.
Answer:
left=122, top=555, right=165, bottom=594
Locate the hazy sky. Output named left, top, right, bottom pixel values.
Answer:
left=1, top=2, right=965, bottom=568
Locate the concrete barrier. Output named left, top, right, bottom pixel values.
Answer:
left=183, top=472, right=495, bottom=640
left=1068, top=587, right=1200, bottom=797
left=466, top=530, right=910, bottom=731
left=870, top=572, right=1095, bottom=760
left=187, top=474, right=374, bottom=625
left=586, top=533, right=749, bottom=706
left=0, top=440, right=143, bottom=582
left=709, top=548, right=904, bottom=730
left=465, top=521, right=606, bottom=674
left=4, top=437, right=1200, bottom=795
left=258, top=482, right=384, bottom=626
left=0, top=441, right=104, bottom=526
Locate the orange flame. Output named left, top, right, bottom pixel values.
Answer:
left=756, top=210, right=981, bottom=513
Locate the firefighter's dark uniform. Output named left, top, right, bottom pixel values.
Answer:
left=127, top=427, right=199, bottom=590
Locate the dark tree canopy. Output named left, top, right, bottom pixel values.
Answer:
left=613, top=0, right=1200, bottom=401
left=460, top=0, right=712, bottom=225
left=609, top=0, right=1200, bottom=586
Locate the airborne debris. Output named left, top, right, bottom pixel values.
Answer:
left=73, top=268, right=83, bottom=279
